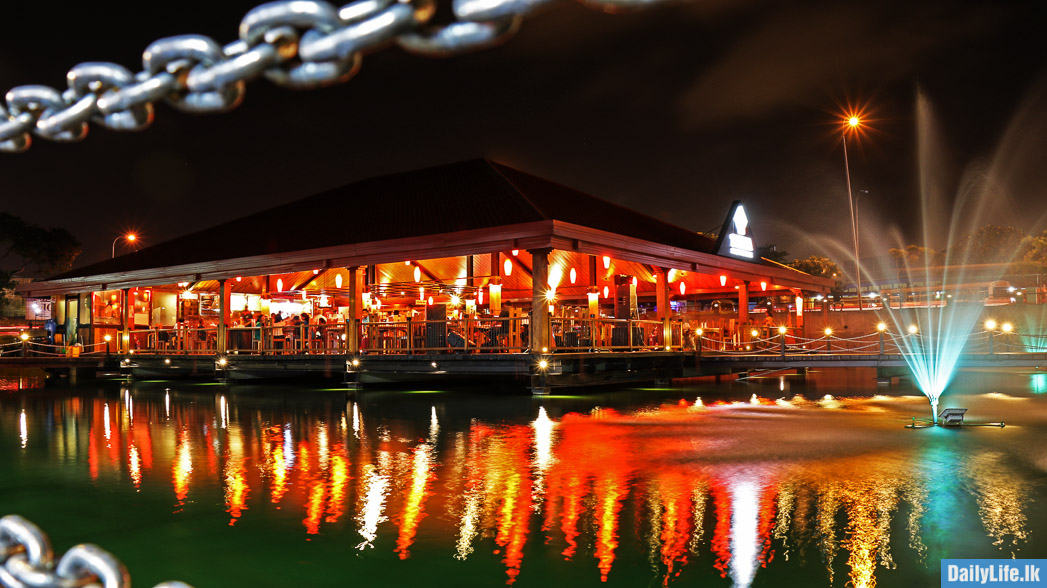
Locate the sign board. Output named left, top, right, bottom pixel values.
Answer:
left=26, top=297, right=53, bottom=320
left=713, top=201, right=757, bottom=260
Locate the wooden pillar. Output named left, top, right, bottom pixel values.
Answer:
left=738, top=281, right=749, bottom=327
left=656, top=268, right=670, bottom=349
left=217, top=279, right=228, bottom=354
left=347, top=266, right=360, bottom=354
left=121, top=288, right=130, bottom=354
left=529, top=248, right=552, bottom=353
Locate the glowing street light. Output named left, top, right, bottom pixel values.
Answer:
left=841, top=113, right=864, bottom=310
left=112, top=233, right=137, bottom=258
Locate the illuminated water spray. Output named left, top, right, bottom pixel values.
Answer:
left=845, top=89, right=1036, bottom=423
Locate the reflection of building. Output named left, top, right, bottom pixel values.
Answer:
left=7, top=391, right=1034, bottom=587
left=17, top=160, right=830, bottom=359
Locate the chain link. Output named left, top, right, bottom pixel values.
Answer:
left=0, top=515, right=192, bottom=588
left=1, top=0, right=674, bottom=153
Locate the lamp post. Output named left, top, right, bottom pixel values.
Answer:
left=112, top=233, right=137, bottom=258
left=843, top=117, right=863, bottom=310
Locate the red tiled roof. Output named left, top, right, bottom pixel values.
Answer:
left=49, top=159, right=717, bottom=281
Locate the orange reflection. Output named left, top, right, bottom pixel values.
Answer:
left=22, top=387, right=1024, bottom=588
left=173, top=429, right=193, bottom=508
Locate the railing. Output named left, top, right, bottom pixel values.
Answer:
left=694, top=329, right=1047, bottom=357
left=8, top=322, right=1045, bottom=358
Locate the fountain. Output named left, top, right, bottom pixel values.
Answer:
left=1019, top=304, right=1047, bottom=352
left=855, top=88, right=1043, bottom=423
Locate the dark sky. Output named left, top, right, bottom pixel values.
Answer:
left=2, top=0, right=1045, bottom=271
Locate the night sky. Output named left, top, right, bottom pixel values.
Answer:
left=1, top=0, right=1044, bottom=272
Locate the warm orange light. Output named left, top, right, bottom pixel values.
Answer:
left=235, top=276, right=242, bottom=282
left=569, top=268, right=577, bottom=284
left=512, top=249, right=519, bottom=256
left=848, top=116, right=860, bottom=128
left=413, top=267, right=421, bottom=282
left=679, top=282, right=686, bottom=295
left=602, top=285, right=609, bottom=298
left=760, top=281, right=767, bottom=291
left=602, top=256, right=610, bottom=269
left=126, top=234, right=136, bottom=242
left=503, top=259, right=512, bottom=277
left=719, top=275, right=727, bottom=287
left=631, top=277, right=637, bottom=287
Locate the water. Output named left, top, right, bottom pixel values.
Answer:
left=2, top=371, right=1046, bottom=587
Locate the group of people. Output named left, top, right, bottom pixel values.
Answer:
left=231, top=310, right=329, bottom=353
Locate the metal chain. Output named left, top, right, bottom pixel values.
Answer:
left=0, top=0, right=672, bottom=153
left=0, top=515, right=192, bottom=588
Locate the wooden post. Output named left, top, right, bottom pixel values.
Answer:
left=121, top=288, right=130, bottom=354
left=738, top=281, right=749, bottom=329
left=347, top=266, right=360, bottom=354
left=656, top=268, right=670, bottom=349
left=529, top=248, right=552, bottom=354
left=217, top=279, right=228, bottom=354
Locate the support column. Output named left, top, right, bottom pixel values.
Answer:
left=121, top=288, right=130, bottom=354
left=529, top=248, right=552, bottom=354
left=738, top=281, right=749, bottom=327
left=217, top=279, right=228, bottom=354
left=656, top=268, right=670, bottom=349
left=347, top=266, right=360, bottom=354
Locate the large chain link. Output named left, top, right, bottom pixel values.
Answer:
left=0, top=515, right=191, bottom=588
left=0, top=0, right=671, bottom=153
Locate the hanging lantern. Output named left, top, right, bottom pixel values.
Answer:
left=405, top=260, right=411, bottom=265
left=569, top=267, right=577, bottom=284
left=719, top=275, right=727, bottom=287
left=489, top=283, right=502, bottom=313
left=602, top=285, right=609, bottom=298
left=276, top=278, right=283, bottom=292
left=413, top=266, right=421, bottom=282
left=679, top=282, right=686, bottom=295
left=631, top=276, right=638, bottom=287
left=427, top=296, right=434, bottom=306
left=335, top=274, right=343, bottom=288
left=602, top=256, right=610, bottom=269
left=512, top=249, right=519, bottom=256
left=313, top=269, right=320, bottom=274
left=760, top=281, right=768, bottom=291
left=478, top=289, right=484, bottom=305
left=503, top=259, right=513, bottom=276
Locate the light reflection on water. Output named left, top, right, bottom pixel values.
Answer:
left=2, top=376, right=1046, bottom=587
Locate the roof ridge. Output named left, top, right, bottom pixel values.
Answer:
left=485, top=160, right=550, bottom=221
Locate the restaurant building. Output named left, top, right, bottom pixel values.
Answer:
left=17, top=159, right=832, bottom=381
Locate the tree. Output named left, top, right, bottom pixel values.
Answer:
left=0, top=213, right=81, bottom=304
left=757, top=244, right=789, bottom=264
left=788, top=255, right=844, bottom=300
left=888, top=244, right=943, bottom=268
left=947, top=225, right=1026, bottom=264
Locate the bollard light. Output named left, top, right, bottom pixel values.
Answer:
left=1001, top=322, right=1013, bottom=333
left=104, top=334, right=112, bottom=342
left=985, top=319, right=997, bottom=331
left=778, top=326, right=787, bottom=335
left=876, top=322, right=887, bottom=332
left=824, top=328, right=832, bottom=336
left=19, top=332, right=29, bottom=341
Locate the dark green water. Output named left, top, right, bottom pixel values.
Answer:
left=2, top=368, right=1046, bottom=587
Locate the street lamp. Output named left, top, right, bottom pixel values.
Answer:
left=112, top=233, right=137, bottom=258
left=842, top=116, right=863, bottom=310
